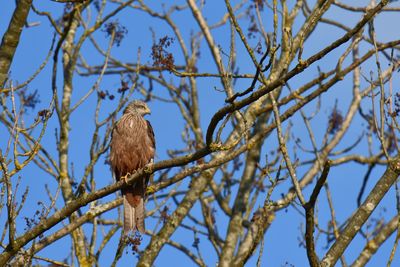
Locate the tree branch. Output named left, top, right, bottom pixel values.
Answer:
left=0, top=0, right=33, bottom=87
left=322, top=156, right=400, bottom=266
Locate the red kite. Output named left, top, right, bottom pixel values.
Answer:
left=110, top=100, right=155, bottom=233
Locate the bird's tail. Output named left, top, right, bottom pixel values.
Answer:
left=123, top=195, right=145, bottom=234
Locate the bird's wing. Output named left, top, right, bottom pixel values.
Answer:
left=146, top=120, right=156, bottom=152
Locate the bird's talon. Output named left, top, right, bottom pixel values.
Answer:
left=121, top=172, right=131, bottom=183
left=146, top=185, right=156, bottom=194
left=144, top=164, right=153, bottom=174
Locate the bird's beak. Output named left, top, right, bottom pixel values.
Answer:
left=146, top=107, right=151, bottom=115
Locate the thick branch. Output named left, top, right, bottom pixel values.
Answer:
left=321, top=156, right=400, bottom=266
left=0, top=0, right=33, bottom=87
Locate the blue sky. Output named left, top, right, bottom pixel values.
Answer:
left=1, top=1, right=400, bottom=266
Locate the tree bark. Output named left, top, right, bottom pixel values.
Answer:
left=0, top=0, right=32, bottom=88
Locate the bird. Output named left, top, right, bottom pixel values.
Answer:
left=109, top=100, right=155, bottom=234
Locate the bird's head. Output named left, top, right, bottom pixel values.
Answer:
left=124, top=100, right=151, bottom=116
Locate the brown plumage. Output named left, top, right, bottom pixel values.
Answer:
left=110, top=100, right=155, bottom=234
